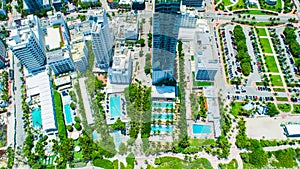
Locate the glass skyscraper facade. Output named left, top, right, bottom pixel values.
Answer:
left=152, top=0, right=181, bottom=84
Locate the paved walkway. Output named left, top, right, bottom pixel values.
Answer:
left=78, top=78, right=94, bottom=125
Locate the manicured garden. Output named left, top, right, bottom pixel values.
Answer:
left=292, top=104, right=300, bottom=114
left=154, top=156, right=213, bottom=169
left=233, top=25, right=252, bottom=76
left=259, top=38, right=273, bottom=53
left=277, top=104, right=291, bottom=112
left=276, top=97, right=289, bottom=102
left=264, top=55, right=279, bottom=72
left=258, top=0, right=282, bottom=13
left=256, top=28, right=267, bottom=37
left=231, top=0, right=245, bottom=11
left=273, top=88, right=285, bottom=92
left=222, top=0, right=233, bottom=6
left=218, top=159, right=238, bottom=169
left=270, top=75, right=283, bottom=86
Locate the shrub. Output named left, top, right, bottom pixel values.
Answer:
left=74, top=122, right=82, bottom=131
left=67, top=125, right=73, bottom=132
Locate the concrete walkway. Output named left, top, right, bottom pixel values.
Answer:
left=78, top=77, right=94, bottom=125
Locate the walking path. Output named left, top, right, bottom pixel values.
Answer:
left=78, top=78, right=94, bottom=125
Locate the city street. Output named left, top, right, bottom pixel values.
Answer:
left=13, top=56, right=25, bottom=148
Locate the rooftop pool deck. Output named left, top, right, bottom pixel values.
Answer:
left=152, top=101, right=174, bottom=109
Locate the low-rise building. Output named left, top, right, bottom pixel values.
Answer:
left=285, top=125, right=300, bottom=137
left=132, top=0, right=145, bottom=10
left=108, top=49, right=132, bottom=84
left=194, top=31, right=218, bottom=81
left=151, top=86, right=176, bottom=101
left=26, top=70, right=57, bottom=134
left=114, top=12, right=139, bottom=41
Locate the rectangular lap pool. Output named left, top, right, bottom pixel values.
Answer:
left=193, top=124, right=211, bottom=134
left=152, top=102, right=174, bottom=109
left=64, top=104, right=73, bottom=124
left=110, top=96, right=121, bottom=118
left=31, top=107, right=42, bottom=128
left=151, top=125, right=174, bottom=132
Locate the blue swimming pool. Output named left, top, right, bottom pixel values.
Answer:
left=152, top=102, right=174, bottom=109
left=114, top=131, right=121, bottom=149
left=193, top=124, right=211, bottom=134
left=31, top=107, right=42, bottom=128
left=110, top=96, right=121, bottom=118
left=92, top=131, right=99, bottom=141
left=64, top=104, right=72, bottom=124
left=151, top=125, right=174, bottom=132
left=152, top=113, right=174, bottom=120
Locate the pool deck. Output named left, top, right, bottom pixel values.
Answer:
left=187, top=119, right=215, bottom=139
left=105, top=93, right=129, bottom=125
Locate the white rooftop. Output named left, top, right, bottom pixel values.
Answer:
left=26, top=71, right=57, bottom=132
left=54, top=76, right=71, bottom=87
left=152, top=86, right=176, bottom=99
left=45, top=26, right=62, bottom=50
left=285, top=125, right=300, bottom=136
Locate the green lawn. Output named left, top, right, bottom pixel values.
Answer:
left=256, top=82, right=265, bottom=86
left=231, top=0, right=245, bottom=10
left=222, top=0, right=233, bottom=6
left=218, top=159, right=238, bottom=169
left=257, top=28, right=267, bottom=36
left=54, top=91, right=67, bottom=139
left=260, top=38, right=273, bottom=53
left=273, top=88, right=285, bottom=92
left=276, top=97, right=288, bottom=102
left=230, top=102, right=244, bottom=117
left=270, top=75, right=283, bottom=86
left=189, top=139, right=216, bottom=147
left=277, top=104, right=291, bottom=112
left=239, top=10, right=275, bottom=15
left=155, top=157, right=213, bottom=169
left=265, top=56, right=279, bottom=72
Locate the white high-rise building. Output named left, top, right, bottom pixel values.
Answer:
left=90, top=9, right=113, bottom=68
left=7, top=15, right=46, bottom=73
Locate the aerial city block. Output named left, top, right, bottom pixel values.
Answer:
left=0, top=0, right=299, bottom=168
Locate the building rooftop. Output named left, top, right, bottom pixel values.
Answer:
left=47, top=49, right=70, bottom=63
left=54, top=76, right=71, bottom=87
left=71, top=41, right=85, bottom=60
left=45, top=26, right=62, bottom=51
left=152, top=86, right=176, bottom=99
left=194, top=31, right=218, bottom=70
left=285, top=125, right=300, bottom=136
